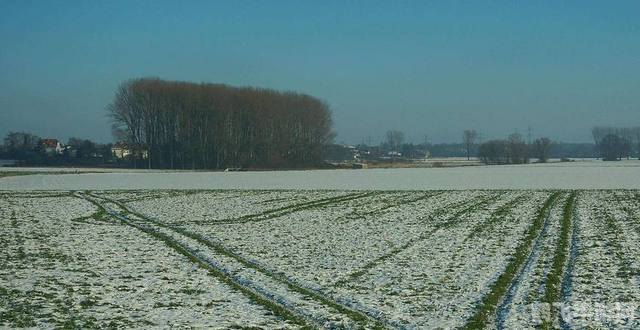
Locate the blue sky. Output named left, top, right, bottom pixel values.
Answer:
left=1, top=0, right=639, bottom=144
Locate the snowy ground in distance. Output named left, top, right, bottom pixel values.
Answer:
left=0, top=166, right=164, bottom=173
left=1, top=160, right=639, bottom=190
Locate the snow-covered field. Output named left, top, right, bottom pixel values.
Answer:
left=1, top=159, right=640, bottom=190
left=2, top=189, right=639, bottom=328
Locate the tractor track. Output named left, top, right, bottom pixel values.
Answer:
left=75, top=191, right=390, bottom=329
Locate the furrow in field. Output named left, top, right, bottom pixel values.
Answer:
left=559, top=193, right=582, bottom=330
left=170, top=191, right=486, bottom=303
left=75, top=193, right=314, bottom=328
left=496, top=192, right=565, bottom=329
left=80, top=192, right=386, bottom=329
left=602, top=193, right=640, bottom=293
left=463, top=191, right=562, bottom=329
left=611, top=191, right=640, bottom=250
left=497, top=192, right=576, bottom=329
left=99, top=189, right=273, bottom=205
left=300, top=192, right=518, bottom=328
left=593, top=192, right=640, bottom=287
left=213, top=191, right=375, bottom=225
left=0, top=191, right=71, bottom=199
left=111, top=191, right=496, bottom=328
left=112, top=190, right=209, bottom=203
left=542, top=192, right=577, bottom=329
left=321, top=191, right=545, bottom=328
left=350, top=191, right=444, bottom=219
left=2, top=193, right=290, bottom=328
left=429, top=191, right=539, bottom=322
left=333, top=192, right=502, bottom=287
left=563, top=191, right=640, bottom=328
left=124, top=190, right=366, bottom=226
left=464, top=193, right=531, bottom=242
left=429, top=192, right=537, bottom=279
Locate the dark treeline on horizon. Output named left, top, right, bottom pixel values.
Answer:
left=108, top=78, right=334, bottom=169
left=591, top=126, right=640, bottom=161
left=2, top=79, right=638, bottom=168
left=475, top=126, right=640, bottom=164
left=426, top=142, right=598, bottom=159
left=331, top=141, right=599, bottom=159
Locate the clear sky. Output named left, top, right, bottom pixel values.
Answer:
left=1, top=0, right=639, bottom=144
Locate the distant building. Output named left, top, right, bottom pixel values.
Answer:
left=111, top=142, right=131, bottom=159
left=387, top=151, right=402, bottom=157
left=41, top=139, right=64, bottom=155
left=111, top=142, right=148, bottom=159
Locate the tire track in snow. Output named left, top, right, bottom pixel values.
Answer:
left=463, top=192, right=531, bottom=243
left=333, top=191, right=503, bottom=287
left=540, top=192, right=577, bottom=329
left=494, top=192, right=568, bottom=329
left=562, top=192, right=640, bottom=329
left=560, top=193, right=581, bottom=330
left=464, top=191, right=562, bottom=329
left=77, top=192, right=387, bottom=329
left=212, top=191, right=375, bottom=225
left=354, top=191, right=445, bottom=218
left=74, top=192, right=310, bottom=328
left=598, top=192, right=640, bottom=295
left=598, top=197, right=638, bottom=285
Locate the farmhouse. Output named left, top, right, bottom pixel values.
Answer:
left=111, top=142, right=148, bottom=159
left=41, top=139, right=64, bottom=155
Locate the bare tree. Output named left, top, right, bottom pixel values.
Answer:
left=592, top=126, right=636, bottom=160
left=107, top=78, right=334, bottom=169
left=507, top=132, right=529, bottom=164
left=479, top=140, right=507, bottom=165
left=462, top=129, right=478, bottom=160
left=532, top=137, right=553, bottom=163
left=385, top=130, right=404, bottom=152
left=3, top=132, right=40, bottom=154
left=599, top=134, right=628, bottom=161
left=592, top=127, right=610, bottom=147
left=2, top=132, right=42, bottom=164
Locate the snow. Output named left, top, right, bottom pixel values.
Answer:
left=2, top=160, right=640, bottom=190
left=0, top=193, right=291, bottom=328
left=565, top=191, right=640, bottom=328
left=3, top=185, right=640, bottom=327
left=107, top=190, right=549, bottom=327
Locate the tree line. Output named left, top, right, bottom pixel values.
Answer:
left=477, top=133, right=552, bottom=165
left=1, top=131, right=114, bottom=166
left=591, top=126, right=640, bottom=161
left=108, top=78, right=334, bottom=169
left=475, top=126, right=640, bottom=165
left=326, top=128, right=607, bottom=165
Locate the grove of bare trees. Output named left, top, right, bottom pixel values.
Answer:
left=532, top=137, right=553, bottom=163
left=385, top=130, right=405, bottom=152
left=507, top=133, right=529, bottom=164
left=3, top=132, right=40, bottom=156
left=592, top=126, right=640, bottom=161
left=108, top=78, right=334, bottom=169
left=478, top=140, right=508, bottom=165
left=462, top=129, right=478, bottom=161
left=478, top=132, right=536, bottom=165
left=0, top=131, right=114, bottom=166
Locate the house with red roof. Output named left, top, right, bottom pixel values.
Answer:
left=41, top=139, right=64, bottom=156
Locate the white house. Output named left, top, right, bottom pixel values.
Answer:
left=111, top=142, right=148, bottom=159
left=41, top=139, right=64, bottom=155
